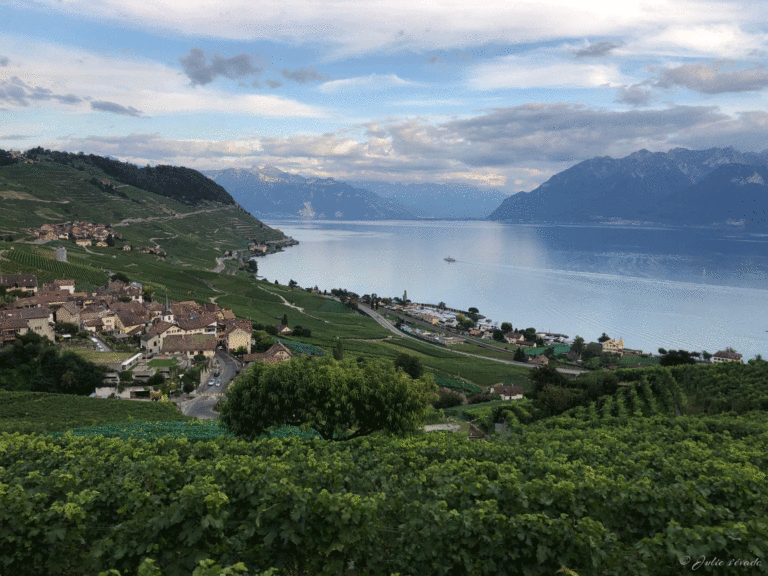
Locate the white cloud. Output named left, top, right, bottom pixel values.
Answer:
left=13, top=0, right=765, bottom=59
left=635, top=24, right=768, bottom=58
left=469, top=53, right=627, bottom=90
left=319, top=74, right=419, bottom=93
left=0, top=34, right=325, bottom=118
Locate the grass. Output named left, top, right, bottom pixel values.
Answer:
left=69, top=349, right=139, bottom=364
left=148, top=358, right=180, bottom=368
left=0, top=390, right=188, bottom=434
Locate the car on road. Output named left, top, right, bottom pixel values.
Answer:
left=208, top=379, right=214, bottom=386
left=215, top=380, right=221, bottom=387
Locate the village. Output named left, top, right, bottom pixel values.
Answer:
left=382, top=300, right=745, bottom=366
left=0, top=272, right=302, bottom=400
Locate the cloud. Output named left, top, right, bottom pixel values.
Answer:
left=91, top=100, right=143, bottom=116
left=179, top=47, right=262, bottom=86
left=573, top=41, right=624, bottom=58
left=17, top=0, right=764, bottom=59
left=0, top=36, right=325, bottom=118
left=655, top=61, right=768, bottom=94
left=265, top=79, right=283, bottom=89
left=0, top=56, right=9, bottom=66
left=469, top=53, right=626, bottom=90
left=280, top=66, right=329, bottom=83
left=0, top=77, right=81, bottom=107
left=47, top=102, right=768, bottom=193
left=319, top=73, right=418, bottom=93
left=0, top=134, right=31, bottom=140
left=616, top=83, right=655, bottom=106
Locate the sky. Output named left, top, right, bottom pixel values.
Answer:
left=2, top=0, right=768, bottom=193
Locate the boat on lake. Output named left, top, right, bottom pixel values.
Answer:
left=444, top=256, right=456, bottom=262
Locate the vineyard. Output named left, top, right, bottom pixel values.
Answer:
left=0, top=390, right=188, bottom=434
left=434, top=376, right=484, bottom=396
left=278, top=338, right=325, bottom=356
left=2, top=411, right=767, bottom=575
left=1, top=244, right=109, bottom=290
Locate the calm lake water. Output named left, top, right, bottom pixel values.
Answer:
left=258, top=220, right=768, bottom=360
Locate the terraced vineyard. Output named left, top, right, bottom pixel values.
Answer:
left=1, top=244, right=109, bottom=290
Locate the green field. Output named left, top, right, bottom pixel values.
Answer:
left=0, top=390, right=188, bottom=434
left=69, top=349, right=139, bottom=364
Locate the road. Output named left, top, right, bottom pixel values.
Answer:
left=180, top=350, right=241, bottom=420
left=357, top=303, right=585, bottom=376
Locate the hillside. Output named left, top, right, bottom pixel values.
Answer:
left=205, top=166, right=417, bottom=220
left=488, top=146, right=768, bottom=226
left=0, top=149, right=290, bottom=269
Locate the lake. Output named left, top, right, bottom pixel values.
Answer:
left=257, top=220, right=768, bottom=360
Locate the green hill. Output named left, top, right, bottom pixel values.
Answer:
left=0, top=149, right=288, bottom=267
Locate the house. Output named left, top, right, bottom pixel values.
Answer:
left=601, top=337, right=624, bottom=356
left=712, top=349, right=743, bottom=363
left=0, top=308, right=54, bottom=343
left=529, top=355, right=549, bottom=366
left=161, top=334, right=217, bottom=360
left=504, top=331, right=525, bottom=344
left=0, top=274, right=38, bottom=294
left=140, top=332, right=162, bottom=355
left=219, top=318, right=253, bottom=353
left=243, top=341, right=293, bottom=365
left=276, top=325, right=293, bottom=336
left=55, top=301, right=82, bottom=326
left=75, top=238, right=92, bottom=247
left=489, top=385, right=524, bottom=401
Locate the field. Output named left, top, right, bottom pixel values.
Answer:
left=0, top=390, right=188, bottom=434
left=69, top=349, right=139, bottom=364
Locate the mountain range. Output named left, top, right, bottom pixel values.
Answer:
left=204, top=167, right=415, bottom=220
left=345, top=181, right=511, bottom=220
left=488, top=147, right=768, bottom=227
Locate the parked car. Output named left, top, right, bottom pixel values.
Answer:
left=215, top=380, right=221, bottom=387
left=208, top=379, right=215, bottom=386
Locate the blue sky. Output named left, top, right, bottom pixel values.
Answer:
left=2, top=0, right=768, bottom=192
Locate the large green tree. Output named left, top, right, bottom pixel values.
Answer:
left=220, top=356, right=436, bottom=441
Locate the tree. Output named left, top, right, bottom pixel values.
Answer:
left=522, top=327, right=537, bottom=341
left=658, top=348, right=668, bottom=356
left=433, top=390, right=463, bottom=409
left=220, top=356, right=437, bottom=441
left=282, top=313, right=288, bottom=326
left=702, top=350, right=712, bottom=361
left=265, top=324, right=278, bottom=336
left=111, top=272, right=130, bottom=284
left=402, top=290, right=408, bottom=303
left=571, top=336, right=585, bottom=357
left=598, top=333, right=611, bottom=343
left=394, top=353, right=423, bottom=379
left=514, top=347, right=527, bottom=362
left=288, top=279, right=298, bottom=288
left=468, top=307, right=479, bottom=315
left=333, top=338, right=344, bottom=361
left=438, top=301, right=446, bottom=310
left=659, top=349, right=696, bottom=366
left=500, top=322, right=513, bottom=333
left=247, top=260, right=258, bottom=274
left=492, top=329, right=505, bottom=342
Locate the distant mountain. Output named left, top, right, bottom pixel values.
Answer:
left=346, top=181, right=511, bottom=219
left=205, top=166, right=417, bottom=220
left=487, top=147, right=768, bottom=226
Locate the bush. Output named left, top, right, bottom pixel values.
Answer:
left=433, top=390, right=464, bottom=409
left=468, top=392, right=501, bottom=404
